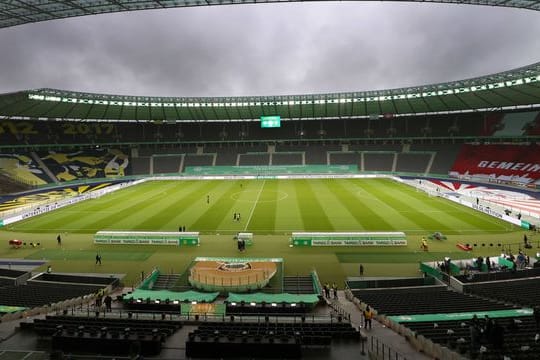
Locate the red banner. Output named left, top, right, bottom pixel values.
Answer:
left=450, top=144, right=540, bottom=184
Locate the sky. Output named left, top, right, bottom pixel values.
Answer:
left=0, top=2, right=539, bottom=98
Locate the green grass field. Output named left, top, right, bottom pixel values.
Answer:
left=0, top=178, right=526, bottom=286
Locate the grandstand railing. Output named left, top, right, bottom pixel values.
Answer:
left=56, top=305, right=351, bottom=325
left=367, top=336, right=409, bottom=360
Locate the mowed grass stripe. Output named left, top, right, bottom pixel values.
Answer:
left=309, top=179, right=367, bottom=231
left=212, top=180, right=268, bottom=233
left=354, top=179, right=456, bottom=232
left=335, top=180, right=398, bottom=231
left=190, top=180, right=243, bottom=232
left=274, top=179, right=304, bottom=232
left=359, top=179, right=457, bottom=233
left=135, top=180, right=221, bottom=230
left=10, top=181, right=180, bottom=233
left=376, top=179, right=509, bottom=232
left=247, top=180, right=277, bottom=233
left=294, top=179, right=333, bottom=231
left=65, top=182, right=185, bottom=232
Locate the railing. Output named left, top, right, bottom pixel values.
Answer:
left=367, top=336, right=409, bottom=360
left=56, top=305, right=350, bottom=325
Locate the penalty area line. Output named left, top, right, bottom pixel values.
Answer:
left=244, top=179, right=266, bottom=231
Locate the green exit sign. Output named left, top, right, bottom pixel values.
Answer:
left=260, top=115, right=281, bottom=128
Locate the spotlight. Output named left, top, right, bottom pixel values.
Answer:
left=154, top=300, right=160, bottom=304
left=291, top=303, right=297, bottom=307
left=173, top=300, right=179, bottom=305
left=191, top=301, right=197, bottom=305
left=136, top=299, right=142, bottom=303
left=271, top=303, right=277, bottom=307
left=250, top=302, right=256, bottom=307
left=230, top=302, right=237, bottom=306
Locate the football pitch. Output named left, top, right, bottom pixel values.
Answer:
left=4, top=178, right=514, bottom=235
left=0, top=178, right=523, bottom=286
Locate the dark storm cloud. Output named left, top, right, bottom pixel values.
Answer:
left=0, top=2, right=539, bottom=97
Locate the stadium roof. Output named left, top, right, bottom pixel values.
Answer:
left=0, top=0, right=539, bottom=122
left=1, top=0, right=540, bottom=30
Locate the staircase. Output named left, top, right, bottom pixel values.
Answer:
left=151, top=274, right=182, bottom=290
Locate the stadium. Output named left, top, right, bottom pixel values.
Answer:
left=0, top=1, right=540, bottom=360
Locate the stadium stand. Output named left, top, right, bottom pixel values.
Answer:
left=329, top=152, right=360, bottom=165
left=350, top=286, right=515, bottom=316
left=0, top=153, right=51, bottom=186
left=0, top=172, right=31, bottom=194
left=21, top=315, right=182, bottom=357
left=409, top=143, right=462, bottom=176
left=525, top=111, right=540, bottom=135
left=463, top=276, right=540, bottom=307
left=184, top=153, right=215, bottom=168
left=37, top=149, right=129, bottom=181
left=130, top=156, right=151, bottom=175
left=394, top=152, right=432, bottom=174
left=346, top=277, right=434, bottom=290
left=492, top=111, right=538, bottom=137
left=271, top=152, right=303, bottom=165
left=363, top=152, right=395, bottom=172
left=186, top=320, right=360, bottom=358
left=152, top=155, right=182, bottom=174
left=403, top=316, right=539, bottom=360
left=238, top=153, right=270, bottom=166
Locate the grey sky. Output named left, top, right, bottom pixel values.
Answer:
left=0, top=2, right=539, bottom=97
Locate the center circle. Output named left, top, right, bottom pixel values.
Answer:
left=230, top=190, right=288, bottom=203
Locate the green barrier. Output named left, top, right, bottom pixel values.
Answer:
left=419, top=263, right=443, bottom=280
left=498, top=256, right=515, bottom=269
left=0, top=305, right=27, bottom=313
left=389, top=308, right=533, bottom=323
left=124, top=289, right=219, bottom=303
left=521, top=220, right=531, bottom=230
left=94, top=231, right=199, bottom=246
left=227, top=292, right=319, bottom=305
left=184, top=165, right=358, bottom=175
left=139, top=269, right=161, bottom=290
left=291, top=232, right=407, bottom=247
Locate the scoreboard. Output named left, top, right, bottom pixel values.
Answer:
left=260, top=115, right=281, bottom=128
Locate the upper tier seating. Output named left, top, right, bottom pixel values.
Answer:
left=37, top=149, right=129, bottom=181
